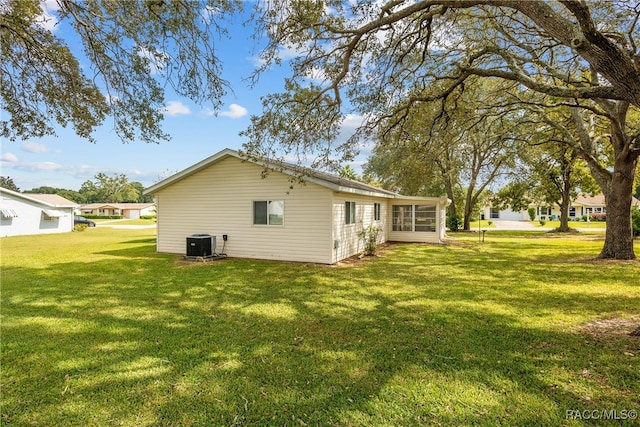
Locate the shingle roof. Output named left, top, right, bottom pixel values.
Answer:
left=0, top=188, right=79, bottom=208
left=265, top=157, right=398, bottom=196
left=574, top=193, right=640, bottom=207
left=24, top=193, right=79, bottom=207
left=574, top=194, right=605, bottom=206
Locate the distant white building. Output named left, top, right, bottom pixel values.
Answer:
left=483, top=194, right=640, bottom=221
left=1, top=188, right=79, bottom=237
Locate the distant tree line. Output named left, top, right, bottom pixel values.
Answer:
left=1, top=173, right=153, bottom=204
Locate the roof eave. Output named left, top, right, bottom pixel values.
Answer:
left=0, top=187, right=79, bottom=208
left=392, top=195, right=451, bottom=203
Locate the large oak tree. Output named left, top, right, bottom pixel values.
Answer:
left=365, top=78, right=525, bottom=231
left=244, top=0, right=640, bottom=259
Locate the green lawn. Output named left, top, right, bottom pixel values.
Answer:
left=1, top=229, right=639, bottom=426
left=94, top=218, right=156, bottom=226
left=531, top=220, right=607, bottom=229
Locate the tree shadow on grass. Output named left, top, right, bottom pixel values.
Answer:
left=2, top=240, right=639, bottom=426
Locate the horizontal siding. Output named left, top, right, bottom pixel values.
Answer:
left=155, top=156, right=333, bottom=264
left=332, top=194, right=388, bottom=263
left=1, top=195, right=74, bottom=237
left=387, top=231, right=442, bottom=243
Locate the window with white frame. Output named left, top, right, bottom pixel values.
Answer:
left=569, top=207, right=576, bottom=217
left=345, top=201, right=356, bottom=224
left=253, top=200, right=284, bottom=225
left=374, top=203, right=381, bottom=221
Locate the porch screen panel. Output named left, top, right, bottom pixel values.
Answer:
left=392, top=205, right=413, bottom=231
left=415, top=205, right=436, bottom=232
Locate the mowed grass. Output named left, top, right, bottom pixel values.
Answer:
left=530, top=220, right=607, bottom=229
left=94, top=218, right=156, bottom=226
left=1, top=229, right=639, bottom=426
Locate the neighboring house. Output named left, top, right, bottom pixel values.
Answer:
left=80, top=203, right=156, bottom=219
left=0, top=187, right=79, bottom=237
left=144, top=148, right=449, bottom=264
left=484, top=193, right=640, bottom=221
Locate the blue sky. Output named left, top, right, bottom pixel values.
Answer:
left=0, top=2, right=369, bottom=192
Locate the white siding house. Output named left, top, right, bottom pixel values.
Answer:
left=145, top=149, right=449, bottom=264
left=484, top=194, right=640, bottom=221
left=0, top=188, right=79, bottom=237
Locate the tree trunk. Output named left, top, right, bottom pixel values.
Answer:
left=557, top=166, right=573, bottom=232
left=463, top=204, right=470, bottom=231
left=463, top=189, right=474, bottom=231
left=599, top=157, right=637, bottom=259
left=557, top=195, right=571, bottom=232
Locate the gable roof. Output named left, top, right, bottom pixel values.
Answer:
left=574, top=193, right=640, bottom=207
left=144, top=148, right=400, bottom=198
left=574, top=194, right=606, bottom=206
left=1, top=187, right=79, bottom=208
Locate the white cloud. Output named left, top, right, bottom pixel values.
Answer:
left=162, top=101, right=191, bottom=116
left=1, top=160, right=62, bottom=172
left=219, top=104, right=248, bottom=119
left=341, top=113, right=366, bottom=132
left=1, top=152, right=18, bottom=162
left=21, top=141, right=52, bottom=153
left=138, top=47, right=169, bottom=74
left=36, top=0, right=60, bottom=31
left=29, top=161, right=62, bottom=171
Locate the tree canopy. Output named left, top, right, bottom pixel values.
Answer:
left=1, top=0, right=238, bottom=144
left=0, top=176, right=20, bottom=192
left=244, top=0, right=640, bottom=161
left=79, top=173, right=143, bottom=203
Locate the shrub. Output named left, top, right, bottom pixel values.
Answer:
left=488, top=220, right=493, bottom=226
left=357, top=225, right=382, bottom=256
left=540, top=216, right=546, bottom=221
left=539, top=219, right=546, bottom=226
left=590, top=212, right=606, bottom=222
left=632, top=208, right=640, bottom=237
left=74, top=223, right=88, bottom=232
left=528, top=207, right=536, bottom=221
left=446, top=214, right=461, bottom=232
left=140, top=215, right=156, bottom=220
